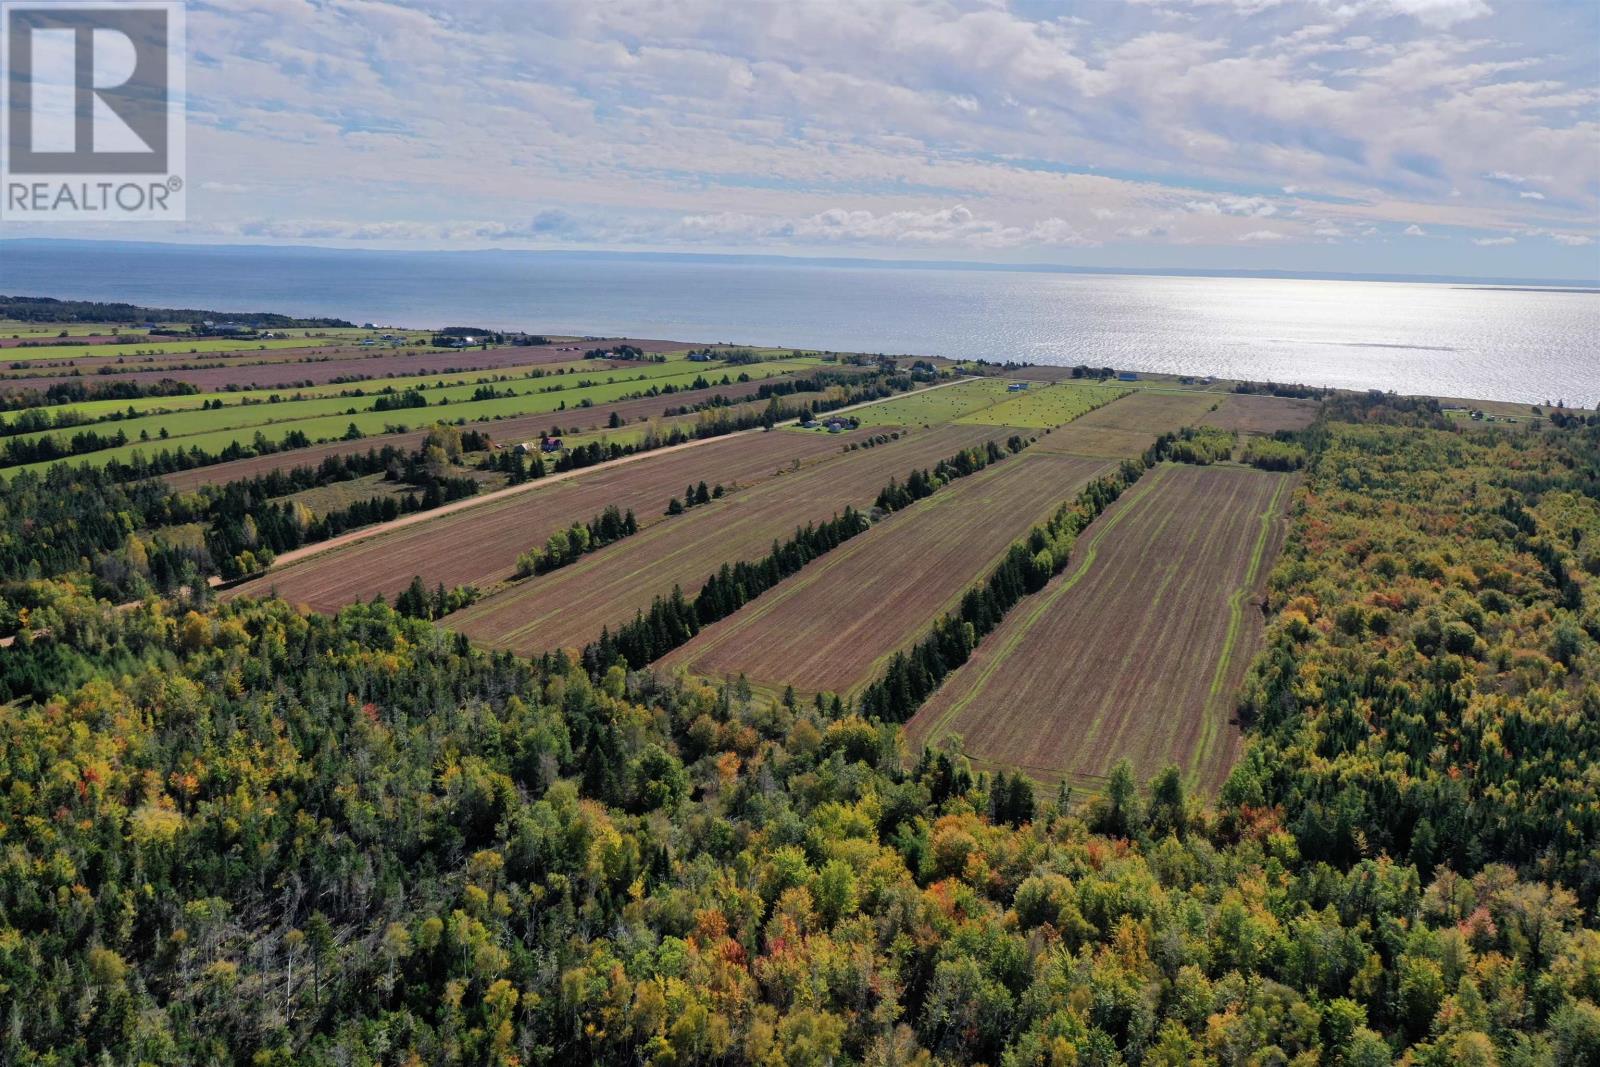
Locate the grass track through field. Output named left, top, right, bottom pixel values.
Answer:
left=1192, top=472, right=1290, bottom=776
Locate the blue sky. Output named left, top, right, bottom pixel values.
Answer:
left=13, top=0, right=1599, bottom=279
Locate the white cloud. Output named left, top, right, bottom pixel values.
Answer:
left=1472, top=236, right=1516, bottom=245
left=1404, top=224, right=1427, bottom=235
left=1551, top=233, right=1593, bottom=246
left=1484, top=170, right=1549, bottom=185
left=1519, top=191, right=1546, bottom=200
left=68, top=0, right=1589, bottom=273
left=679, top=204, right=1099, bottom=249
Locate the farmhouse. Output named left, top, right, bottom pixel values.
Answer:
left=540, top=436, right=564, bottom=452
left=1007, top=382, right=1029, bottom=392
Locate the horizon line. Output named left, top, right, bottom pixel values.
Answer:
left=3, top=235, right=1597, bottom=290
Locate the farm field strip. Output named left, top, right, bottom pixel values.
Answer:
left=0, top=357, right=802, bottom=451
left=1, top=356, right=707, bottom=428
left=0, top=343, right=624, bottom=392
left=226, top=424, right=906, bottom=612
left=0, top=357, right=629, bottom=422
left=0, top=334, right=691, bottom=379
left=3, top=359, right=821, bottom=476
left=850, top=378, right=1019, bottom=426
left=1067, top=389, right=1223, bottom=435
left=954, top=382, right=1132, bottom=428
left=155, top=369, right=834, bottom=492
left=1198, top=393, right=1321, bottom=434
left=906, top=463, right=1293, bottom=795
left=658, top=451, right=1114, bottom=696
left=1, top=343, right=440, bottom=378
left=442, top=425, right=1006, bottom=655
left=0, top=321, right=164, bottom=338
left=0, top=335, right=379, bottom=362
left=1032, top=424, right=1159, bottom=459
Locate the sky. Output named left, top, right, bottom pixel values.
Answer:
left=8, top=0, right=1600, bottom=280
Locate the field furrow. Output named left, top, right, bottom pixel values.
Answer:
left=443, top=425, right=1006, bottom=654
left=906, top=462, right=1294, bottom=795
left=227, top=425, right=863, bottom=611
left=658, top=451, right=1112, bottom=696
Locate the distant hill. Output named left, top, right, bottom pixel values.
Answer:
left=0, top=293, right=353, bottom=328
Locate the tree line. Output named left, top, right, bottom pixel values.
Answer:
left=581, top=506, right=870, bottom=673
left=515, top=505, right=639, bottom=578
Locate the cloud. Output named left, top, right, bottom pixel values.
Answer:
left=72, top=0, right=1590, bottom=275
left=679, top=204, right=1099, bottom=249
left=1404, top=224, right=1427, bottom=235
left=1552, top=233, right=1593, bottom=246
left=1136, top=0, right=1491, bottom=26
left=1365, top=0, right=1493, bottom=27
left=1484, top=170, right=1549, bottom=185
left=1472, top=236, right=1516, bottom=245
left=1519, top=191, right=1546, bottom=200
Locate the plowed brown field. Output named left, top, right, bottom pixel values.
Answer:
left=906, top=462, right=1294, bottom=795
left=1070, top=390, right=1225, bottom=433
left=658, top=451, right=1112, bottom=696
left=443, top=425, right=1007, bottom=655
left=228, top=425, right=869, bottom=611
left=1199, top=393, right=1320, bottom=434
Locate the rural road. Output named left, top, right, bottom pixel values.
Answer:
left=249, top=375, right=978, bottom=575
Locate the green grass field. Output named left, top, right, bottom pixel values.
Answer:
left=850, top=378, right=1017, bottom=427
left=4, top=353, right=693, bottom=424
left=2, top=358, right=822, bottom=475
left=954, top=382, right=1132, bottom=428
left=0, top=334, right=392, bottom=362
left=0, top=321, right=175, bottom=338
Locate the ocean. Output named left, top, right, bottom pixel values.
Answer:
left=1, top=241, right=1595, bottom=406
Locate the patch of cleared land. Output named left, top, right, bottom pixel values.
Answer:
left=1025, top=388, right=1225, bottom=459
left=659, top=451, right=1112, bottom=696
left=954, top=382, right=1131, bottom=428
left=443, top=425, right=1006, bottom=655
left=1069, top=389, right=1225, bottom=434
left=227, top=425, right=869, bottom=611
left=907, top=462, right=1294, bottom=795
left=1032, top=424, right=1161, bottom=459
left=850, top=378, right=1017, bottom=427
left=1199, top=393, right=1320, bottom=434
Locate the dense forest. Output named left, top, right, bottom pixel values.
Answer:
left=0, top=295, right=352, bottom=328
left=0, top=403, right=1596, bottom=1065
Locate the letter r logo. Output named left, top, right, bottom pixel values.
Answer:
left=4, top=4, right=172, bottom=174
